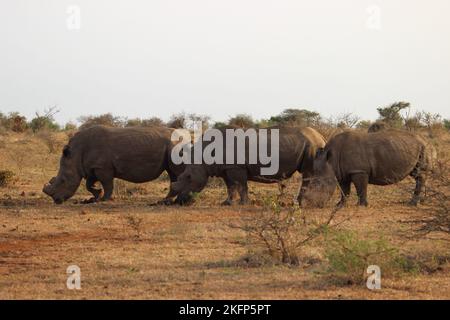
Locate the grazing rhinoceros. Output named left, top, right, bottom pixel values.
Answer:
left=43, top=125, right=184, bottom=204
left=309, top=129, right=435, bottom=207
left=169, top=126, right=327, bottom=205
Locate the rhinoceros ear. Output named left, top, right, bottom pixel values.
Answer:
left=62, top=145, right=71, bottom=158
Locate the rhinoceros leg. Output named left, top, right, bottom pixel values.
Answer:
left=221, top=177, right=238, bottom=206
left=95, top=169, right=114, bottom=201
left=237, top=182, right=249, bottom=205
left=236, top=174, right=249, bottom=205
left=160, top=171, right=179, bottom=205
left=83, top=175, right=103, bottom=203
left=223, top=168, right=249, bottom=205
left=351, top=173, right=369, bottom=206
left=100, top=180, right=114, bottom=201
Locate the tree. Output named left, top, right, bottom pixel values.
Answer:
left=12, top=115, right=28, bottom=132
left=269, top=108, right=321, bottom=127
left=187, top=113, right=211, bottom=130
left=376, top=101, right=410, bottom=128
left=167, top=112, right=187, bottom=129
left=29, top=106, right=60, bottom=132
left=212, top=121, right=228, bottom=129
left=141, top=117, right=165, bottom=127
left=0, top=112, right=28, bottom=132
left=78, top=113, right=126, bottom=130
left=126, top=117, right=165, bottom=127
left=420, top=111, right=442, bottom=138
left=228, top=114, right=255, bottom=129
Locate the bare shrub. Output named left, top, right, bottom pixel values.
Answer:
left=334, top=112, right=360, bottom=129
left=356, top=120, right=372, bottom=130
left=312, top=121, right=344, bottom=141
left=410, top=158, right=449, bottom=238
left=421, top=111, right=443, bottom=138
left=187, top=113, right=211, bottom=130
left=229, top=197, right=340, bottom=265
left=402, top=109, right=443, bottom=137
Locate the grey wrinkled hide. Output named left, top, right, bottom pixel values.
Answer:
left=170, top=126, right=326, bottom=205
left=43, top=125, right=184, bottom=204
left=310, top=129, right=435, bottom=207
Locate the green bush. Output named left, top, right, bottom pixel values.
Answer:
left=325, top=230, right=416, bottom=285
left=228, top=114, right=256, bottom=129
left=0, top=112, right=28, bottom=132
left=78, top=113, right=126, bottom=130
left=126, top=117, right=165, bottom=127
left=64, top=122, right=77, bottom=131
left=29, top=116, right=60, bottom=132
left=269, top=108, right=321, bottom=127
left=444, top=119, right=450, bottom=131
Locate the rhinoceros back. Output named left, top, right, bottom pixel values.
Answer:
left=328, top=130, right=428, bottom=185
left=71, top=125, right=172, bottom=183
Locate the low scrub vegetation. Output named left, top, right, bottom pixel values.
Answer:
left=229, top=197, right=339, bottom=266
left=324, top=230, right=416, bottom=285
left=1, top=101, right=449, bottom=137
left=411, top=159, right=450, bottom=238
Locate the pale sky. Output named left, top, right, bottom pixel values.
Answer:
left=1, top=0, right=449, bottom=125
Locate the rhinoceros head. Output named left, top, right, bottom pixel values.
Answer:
left=171, top=165, right=209, bottom=205
left=302, top=148, right=337, bottom=206
left=43, top=145, right=82, bottom=204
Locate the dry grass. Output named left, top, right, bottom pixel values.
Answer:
left=0, top=131, right=449, bottom=299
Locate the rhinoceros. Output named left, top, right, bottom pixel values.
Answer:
left=43, top=125, right=184, bottom=204
left=169, top=126, right=326, bottom=205
left=309, top=129, right=435, bottom=207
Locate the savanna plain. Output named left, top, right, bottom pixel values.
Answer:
left=0, top=127, right=449, bottom=299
